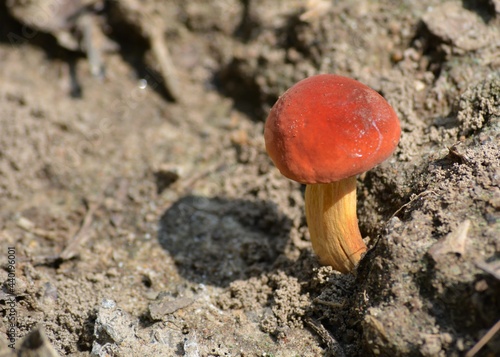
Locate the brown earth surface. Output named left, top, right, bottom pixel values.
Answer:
left=0, top=0, right=499, bottom=356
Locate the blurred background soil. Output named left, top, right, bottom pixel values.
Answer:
left=0, top=0, right=499, bottom=356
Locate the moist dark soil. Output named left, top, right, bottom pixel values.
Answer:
left=0, top=0, right=499, bottom=356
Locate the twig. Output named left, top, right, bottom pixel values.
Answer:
left=158, top=162, right=227, bottom=215
left=78, top=12, right=105, bottom=79
left=305, top=317, right=346, bottom=357
left=59, top=200, right=98, bottom=260
left=16, top=217, right=59, bottom=240
left=476, top=260, right=500, bottom=281
left=176, top=162, right=226, bottom=194
left=26, top=178, right=111, bottom=266
left=148, top=26, right=181, bottom=102
left=389, top=190, right=436, bottom=220
left=313, top=298, right=345, bottom=309
left=25, top=201, right=96, bottom=266
left=465, top=319, right=500, bottom=357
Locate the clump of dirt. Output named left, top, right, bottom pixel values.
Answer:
left=0, top=0, right=499, bottom=356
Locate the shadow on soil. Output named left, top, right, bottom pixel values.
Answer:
left=158, top=195, right=291, bottom=287
left=414, top=255, right=500, bottom=340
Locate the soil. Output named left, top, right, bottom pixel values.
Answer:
left=0, top=0, right=499, bottom=356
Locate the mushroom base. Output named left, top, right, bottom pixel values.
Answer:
left=305, top=176, right=367, bottom=273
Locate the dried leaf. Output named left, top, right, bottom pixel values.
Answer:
left=429, top=220, right=470, bottom=261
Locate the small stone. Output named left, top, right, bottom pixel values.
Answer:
left=101, top=298, right=116, bottom=309
left=149, top=294, right=194, bottom=320
left=414, top=80, right=426, bottom=92
left=420, top=334, right=442, bottom=356
left=474, top=279, right=488, bottom=292
left=422, top=2, right=495, bottom=51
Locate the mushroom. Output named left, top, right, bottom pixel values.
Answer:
left=264, top=74, right=401, bottom=273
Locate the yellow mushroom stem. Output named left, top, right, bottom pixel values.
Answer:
left=305, top=176, right=367, bottom=273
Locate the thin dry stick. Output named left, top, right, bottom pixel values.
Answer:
left=117, top=0, right=182, bottom=102
left=305, top=317, right=346, bottom=357
left=389, top=190, right=436, bottom=220
left=78, top=12, right=104, bottom=79
left=59, top=201, right=98, bottom=260
left=465, top=319, right=500, bottom=357
left=313, top=298, right=345, bottom=309
left=155, top=162, right=227, bottom=216
left=476, top=260, right=500, bottom=281
left=148, top=25, right=181, bottom=102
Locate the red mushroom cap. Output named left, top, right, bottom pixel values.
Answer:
left=264, top=74, right=401, bottom=184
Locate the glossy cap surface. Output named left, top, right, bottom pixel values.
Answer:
left=264, top=74, right=401, bottom=184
